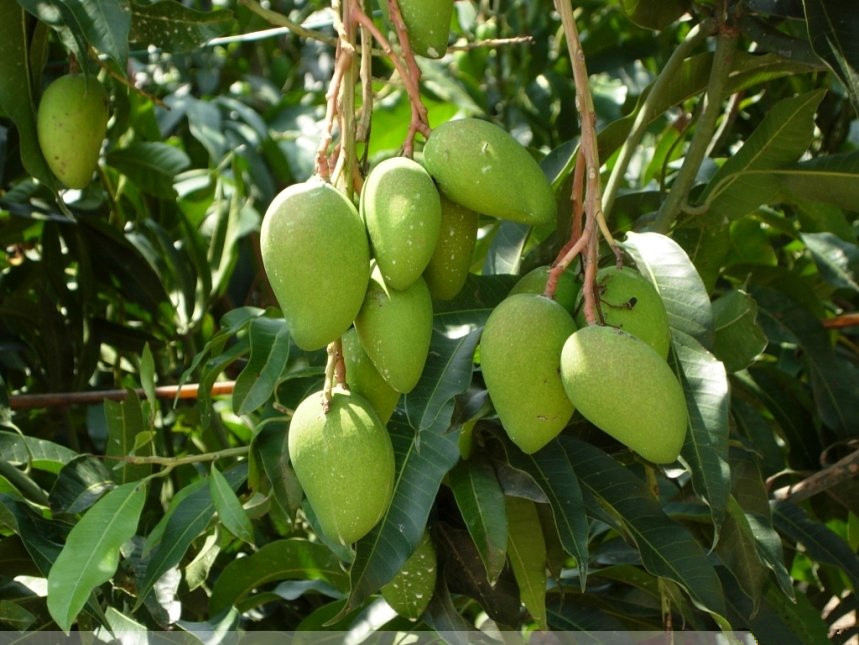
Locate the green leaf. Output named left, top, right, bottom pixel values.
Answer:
left=484, top=221, right=530, bottom=275
left=106, top=142, right=191, bottom=198
left=772, top=500, right=859, bottom=589
left=15, top=0, right=87, bottom=80
left=104, top=391, right=152, bottom=484
left=716, top=496, right=769, bottom=613
left=0, top=0, right=58, bottom=188
left=560, top=437, right=727, bottom=620
left=0, top=430, right=77, bottom=473
left=448, top=456, right=508, bottom=583
left=505, top=496, right=547, bottom=629
left=404, top=326, right=481, bottom=431
left=778, top=151, right=859, bottom=211
left=138, top=465, right=246, bottom=606
left=129, top=1, right=234, bottom=53
left=37, top=0, right=131, bottom=66
left=699, top=90, right=825, bottom=220
left=232, top=317, right=290, bottom=415
left=622, top=231, right=714, bottom=348
left=49, top=456, right=114, bottom=515
left=47, top=482, right=146, bottom=631
left=800, top=231, right=859, bottom=293
left=803, top=0, right=859, bottom=114
left=712, top=290, right=769, bottom=372
left=547, top=593, right=627, bottom=633
left=505, top=441, right=589, bottom=590
left=339, top=410, right=460, bottom=617
left=251, top=423, right=302, bottom=517
left=673, top=331, right=731, bottom=539
left=209, top=539, right=349, bottom=614
left=209, top=465, right=254, bottom=545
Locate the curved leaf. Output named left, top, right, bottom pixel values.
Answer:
left=106, top=142, right=191, bottom=198
left=803, top=0, right=859, bottom=113
left=232, top=317, right=290, bottom=415
left=622, top=231, right=714, bottom=348
left=209, top=465, right=253, bottom=545
left=779, top=151, right=859, bottom=211
left=49, top=456, right=114, bottom=515
left=0, top=431, right=77, bottom=473
left=800, top=231, right=859, bottom=293
left=47, top=482, right=146, bottom=631
left=505, top=496, right=547, bottom=629
left=673, top=331, right=731, bottom=540
left=209, top=539, right=348, bottom=614
left=448, top=456, right=508, bottom=583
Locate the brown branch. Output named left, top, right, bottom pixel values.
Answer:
left=9, top=382, right=237, bottom=410
left=823, top=313, right=859, bottom=329
left=315, top=41, right=354, bottom=180
left=448, top=35, right=534, bottom=51
left=772, top=448, right=859, bottom=503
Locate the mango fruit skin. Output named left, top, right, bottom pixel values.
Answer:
left=288, top=388, right=395, bottom=544
left=576, top=265, right=671, bottom=359
left=342, top=327, right=400, bottom=424
left=361, top=157, right=441, bottom=290
left=510, top=265, right=580, bottom=314
left=354, top=268, right=433, bottom=393
left=423, top=195, right=479, bottom=300
left=480, top=293, right=577, bottom=454
left=37, top=74, right=109, bottom=189
left=379, top=0, right=453, bottom=59
left=560, top=325, right=688, bottom=464
left=381, top=531, right=437, bottom=620
left=423, top=118, right=556, bottom=226
left=260, top=180, right=370, bottom=351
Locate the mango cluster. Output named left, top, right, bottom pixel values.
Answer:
left=481, top=264, right=688, bottom=463
left=260, top=117, right=556, bottom=549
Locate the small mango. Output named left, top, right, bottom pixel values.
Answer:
left=260, top=180, right=370, bottom=351
left=354, top=268, right=433, bottom=393
left=560, top=325, right=688, bottom=464
left=361, top=156, right=441, bottom=290
left=423, top=118, right=556, bottom=226
left=378, top=0, right=453, bottom=59
left=480, top=293, right=576, bottom=454
left=510, top=265, right=580, bottom=314
left=381, top=531, right=437, bottom=620
left=288, top=388, right=395, bottom=544
left=576, top=265, right=671, bottom=359
left=37, top=74, right=109, bottom=189
left=342, top=327, right=400, bottom=424
left=423, top=196, right=479, bottom=300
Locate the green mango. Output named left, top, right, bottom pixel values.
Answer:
left=381, top=531, right=437, bottom=620
left=423, top=195, right=479, bottom=300
left=288, top=388, right=395, bottom=544
left=560, top=325, right=688, bottom=464
left=260, top=180, right=370, bottom=351
left=480, top=293, right=576, bottom=454
left=423, top=118, right=556, bottom=226
left=510, top=265, right=580, bottom=314
left=37, top=74, right=109, bottom=189
left=378, top=0, right=453, bottom=59
left=361, top=156, right=441, bottom=290
left=354, top=268, right=433, bottom=393
left=342, top=327, right=400, bottom=423
left=576, top=265, right=671, bottom=359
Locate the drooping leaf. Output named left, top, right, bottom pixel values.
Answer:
left=560, top=437, right=727, bottom=620
left=209, top=539, right=348, bottom=614
left=448, top=456, right=508, bottom=584
left=232, top=317, right=290, bottom=415
left=129, top=1, right=234, bottom=53
left=106, top=142, right=191, bottom=198
left=505, top=496, right=548, bottom=629
left=699, top=90, right=825, bottom=220
left=622, top=231, right=714, bottom=348
left=800, top=231, right=859, bottom=294
left=209, top=465, right=254, bottom=545
left=715, top=496, right=769, bottom=614
left=47, top=482, right=146, bottom=631
left=338, top=410, right=460, bottom=616
left=251, top=423, right=302, bottom=517
left=49, top=456, right=115, bottom=515
left=0, top=430, right=77, bottom=473
left=803, top=0, right=859, bottom=114
left=778, top=151, right=859, bottom=211
left=712, top=290, right=769, bottom=372
left=673, top=331, right=731, bottom=540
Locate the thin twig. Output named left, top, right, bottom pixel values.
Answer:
left=238, top=0, right=337, bottom=47
left=9, top=382, right=236, bottom=410
left=102, top=445, right=249, bottom=467
left=448, top=35, right=534, bottom=51
left=771, top=448, right=859, bottom=503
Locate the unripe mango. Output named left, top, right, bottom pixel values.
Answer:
left=423, top=196, right=479, bottom=300
left=342, top=327, right=400, bottom=424
left=423, top=118, right=556, bottom=226
left=361, top=157, right=441, bottom=290
left=260, top=181, right=370, bottom=351
left=560, top=325, right=687, bottom=464
left=381, top=531, right=437, bottom=620
left=510, top=265, right=580, bottom=314
left=37, top=74, right=109, bottom=189
left=354, top=268, right=433, bottom=393
left=480, top=293, right=577, bottom=454
left=379, top=0, right=453, bottom=59
left=288, top=388, right=395, bottom=544
left=576, top=265, right=671, bottom=359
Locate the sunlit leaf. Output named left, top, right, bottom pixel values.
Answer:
left=209, top=465, right=254, bottom=545
left=232, top=317, right=290, bottom=415
left=800, top=231, right=859, bottom=294
left=778, top=151, right=859, bottom=211
left=129, top=1, right=234, bottom=53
